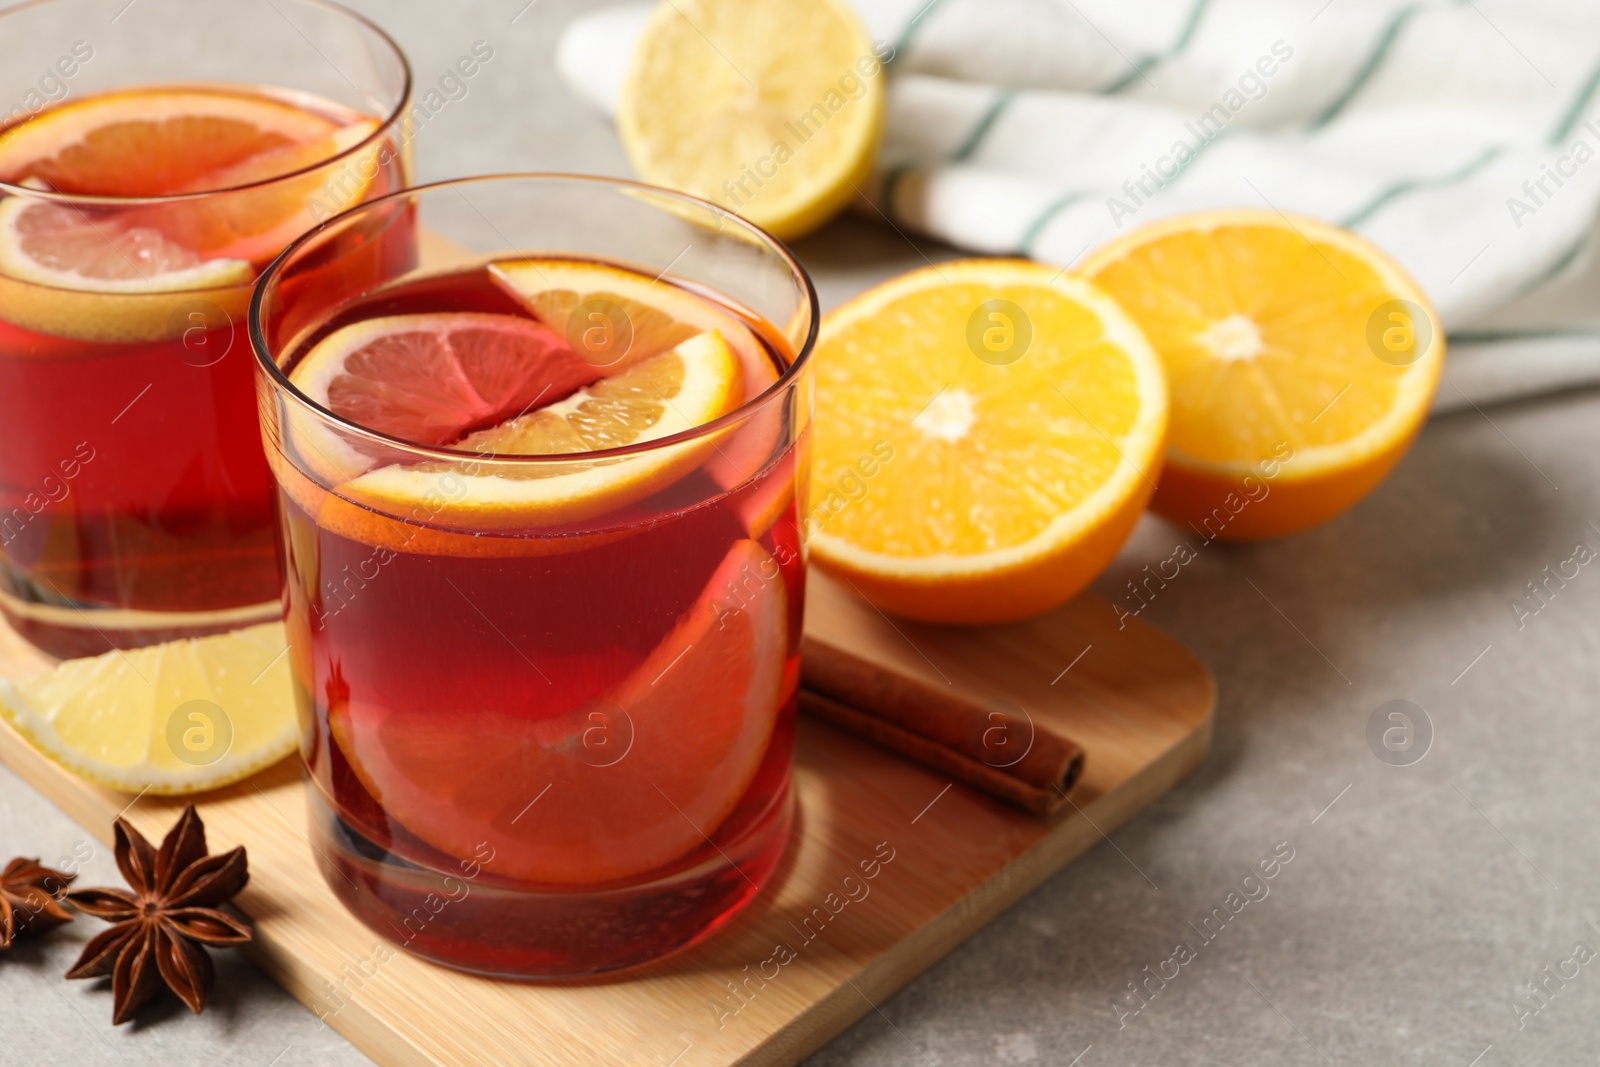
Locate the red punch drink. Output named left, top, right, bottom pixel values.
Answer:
left=252, top=176, right=816, bottom=977
left=0, top=0, right=411, bottom=657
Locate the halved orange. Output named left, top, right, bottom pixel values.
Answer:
left=327, top=537, right=787, bottom=884
left=809, top=259, right=1168, bottom=624
left=1079, top=210, right=1444, bottom=539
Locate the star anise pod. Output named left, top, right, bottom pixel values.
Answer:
left=0, top=856, right=75, bottom=949
left=65, top=805, right=252, bottom=1024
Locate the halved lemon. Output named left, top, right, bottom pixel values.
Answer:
left=810, top=259, right=1168, bottom=624
left=1079, top=209, right=1444, bottom=539
left=328, top=537, right=786, bottom=884
left=0, top=623, right=296, bottom=794
left=617, top=0, right=884, bottom=239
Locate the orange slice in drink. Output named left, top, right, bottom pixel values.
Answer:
left=327, top=537, right=787, bottom=884
left=289, top=312, right=601, bottom=448
left=283, top=311, right=746, bottom=543
left=0, top=195, right=254, bottom=344
left=1079, top=210, right=1444, bottom=538
left=492, top=256, right=787, bottom=500
left=0, top=86, right=382, bottom=341
left=489, top=258, right=777, bottom=394
left=0, top=196, right=253, bottom=294
left=0, top=86, right=342, bottom=196
left=157, top=119, right=380, bottom=263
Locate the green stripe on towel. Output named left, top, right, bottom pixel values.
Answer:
left=1450, top=327, right=1600, bottom=344
left=952, top=90, right=1016, bottom=161
left=1514, top=232, right=1591, bottom=298
left=1339, top=146, right=1503, bottom=228
left=1548, top=53, right=1600, bottom=145
left=1020, top=192, right=1089, bottom=255
left=889, top=0, right=951, bottom=64
left=1101, top=0, right=1213, bottom=95
left=1311, top=4, right=1420, bottom=129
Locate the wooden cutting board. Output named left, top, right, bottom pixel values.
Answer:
left=0, top=570, right=1213, bottom=1066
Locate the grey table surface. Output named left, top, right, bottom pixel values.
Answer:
left=5, top=1, right=1600, bottom=1064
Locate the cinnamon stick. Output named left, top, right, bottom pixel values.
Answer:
left=800, top=636, right=1084, bottom=817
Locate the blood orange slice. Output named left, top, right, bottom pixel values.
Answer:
left=328, top=537, right=788, bottom=884
left=0, top=86, right=384, bottom=340
left=283, top=311, right=745, bottom=544
left=289, top=311, right=601, bottom=448
left=0, top=87, right=381, bottom=261
left=0, top=86, right=342, bottom=196
left=0, top=196, right=252, bottom=294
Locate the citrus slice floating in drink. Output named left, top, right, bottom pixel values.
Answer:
left=489, top=257, right=776, bottom=394
left=1079, top=209, right=1444, bottom=539
left=491, top=256, right=790, bottom=510
left=0, top=623, right=296, bottom=794
left=0, top=86, right=343, bottom=196
left=809, top=259, right=1168, bottom=624
left=617, top=0, right=884, bottom=239
left=327, top=537, right=787, bottom=884
left=289, top=311, right=602, bottom=448
left=284, top=308, right=746, bottom=537
left=0, top=196, right=253, bottom=293
left=0, top=86, right=384, bottom=341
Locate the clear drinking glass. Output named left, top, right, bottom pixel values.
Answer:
left=0, top=0, right=411, bottom=657
left=251, top=174, right=817, bottom=977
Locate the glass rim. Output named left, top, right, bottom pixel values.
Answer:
left=249, top=172, right=820, bottom=466
left=0, top=0, right=413, bottom=206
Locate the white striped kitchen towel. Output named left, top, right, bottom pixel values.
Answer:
left=558, top=0, right=1600, bottom=412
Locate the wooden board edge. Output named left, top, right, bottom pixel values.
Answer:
left=245, top=938, right=442, bottom=1067
left=743, top=704, right=1216, bottom=1066
left=0, top=649, right=1219, bottom=1067
left=0, top=724, right=438, bottom=1062
left=0, top=718, right=124, bottom=850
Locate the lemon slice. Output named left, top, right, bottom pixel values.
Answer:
left=0, top=623, right=297, bottom=794
left=810, top=259, right=1168, bottom=624
left=617, top=0, right=885, bottom=239
left=320, top=328, right=744, bottom=533
left=1079, top=209, right=1445, bottom=538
